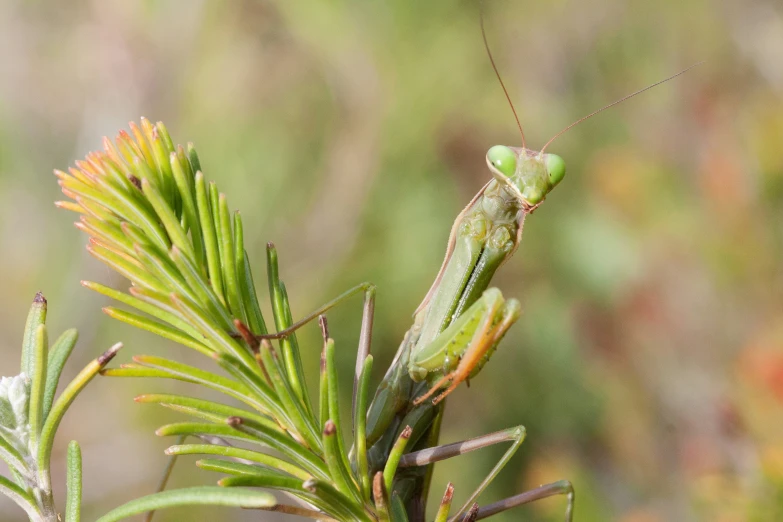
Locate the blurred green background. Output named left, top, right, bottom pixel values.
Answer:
left=1, top=0, right=783, bottom=520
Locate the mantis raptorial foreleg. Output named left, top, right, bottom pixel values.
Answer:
left=398, top=427, right=574, bottom=522
left=409, top=288, right=521, bottom=407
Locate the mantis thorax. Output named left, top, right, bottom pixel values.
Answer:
left=458, top=180, right=521, bottom=256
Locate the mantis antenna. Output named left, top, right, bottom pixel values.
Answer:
left=480, top=7, right=526, bottom=149
left=540, top=61, right=705, bottom=153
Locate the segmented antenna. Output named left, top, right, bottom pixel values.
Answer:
left=480, top=8, right=526, bottom=149
left=540, top=61, right=704, bottom=153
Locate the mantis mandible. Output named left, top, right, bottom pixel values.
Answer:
left=255, top=11, right=700, bottom=520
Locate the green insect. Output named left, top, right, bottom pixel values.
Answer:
left=270, top=134, right=571, bottom=519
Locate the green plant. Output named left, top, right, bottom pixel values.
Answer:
left=0, top=293, right=121, bottom=522
left=0, top=116, right=573, bottom=521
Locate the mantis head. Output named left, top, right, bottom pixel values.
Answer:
left=485, top=146, right=565, bottom=207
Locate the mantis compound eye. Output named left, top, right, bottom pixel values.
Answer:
left=487, top=145, right=517, bottom=178
left=544, top=153, right=566, bottom=188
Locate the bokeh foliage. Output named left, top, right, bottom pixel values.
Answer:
left=0, top=0, right=782, bottom=520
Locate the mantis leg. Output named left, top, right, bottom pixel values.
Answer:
left=397, top=426, right=574, bottom=522
left=412, top=298, right=518, bottom=407
left=256, top=282, right=375, bottom=341
left=254, top=282, right=376, bottom=419
left=475, top=481, right=574, bottom=521
left=410, top=312, right=497, bottom=406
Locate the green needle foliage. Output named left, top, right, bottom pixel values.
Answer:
left=55, top=119, right=380, bottom=521
left=0, top=293, right=120, bottom=522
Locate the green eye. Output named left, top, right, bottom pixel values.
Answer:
left=545, top=153, right=566, bottom=187
left=487, top=146, right=517, bottom=177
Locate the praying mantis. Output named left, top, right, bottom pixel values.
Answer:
left=259, top=145, right=571, bottom=520
left=263, top=138, right=572, bottom=521
left=253, top=14, right=700, bottom=522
